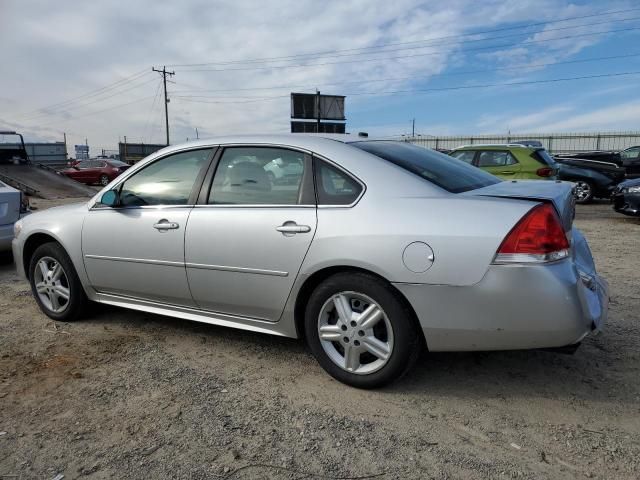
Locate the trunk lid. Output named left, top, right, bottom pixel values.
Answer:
left=0, top=180, right=21, bottom=225
left=464, top=180, right=576, bottom=232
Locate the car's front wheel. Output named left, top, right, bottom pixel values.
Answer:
left=304, top=272, right=421, bottom=388
left=28, top=242, right=87, bottom=322
left=574, top=180, right=594, bottom=204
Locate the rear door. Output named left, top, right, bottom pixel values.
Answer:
left=185, top=146, right=316, bottom=321
left=477, top=150, right=523, bottom=178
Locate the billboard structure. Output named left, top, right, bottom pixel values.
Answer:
left=290, top=92, right=346, bottom=133
left=119, top=142, right=165, bottom=164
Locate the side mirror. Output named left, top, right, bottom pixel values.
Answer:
left=100, top=190, right=119, bottom=207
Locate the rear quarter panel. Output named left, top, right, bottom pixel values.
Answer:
left=301, top=194, right=534, bottom=286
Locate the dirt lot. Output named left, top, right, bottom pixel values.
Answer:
left=1, top=198, right=639, bottom=479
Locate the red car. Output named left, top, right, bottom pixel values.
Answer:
left=61, top=159, right=130, bottom=186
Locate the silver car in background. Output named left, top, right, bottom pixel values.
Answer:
left=1, top=180, right=28, bottom=252
left=12, top=135, right=608, bottom=388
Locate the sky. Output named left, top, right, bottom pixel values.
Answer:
left=1, top=0, right=640, bottom=154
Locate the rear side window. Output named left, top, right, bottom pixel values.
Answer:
left=477, top=151, right=517, bottom=167
left=351, top=141, right=499, bottom=193
left=314, top=159, right=362, bottom=205
left=450, top=150, right=476, bottom=164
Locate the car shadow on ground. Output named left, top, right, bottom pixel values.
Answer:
left=84, top=303, right=624, bottom=404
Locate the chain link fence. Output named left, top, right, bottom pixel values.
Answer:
left=407, top=131, right=640, bottom=154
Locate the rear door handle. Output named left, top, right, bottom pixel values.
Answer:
left=153, top=219, right=179, bottom=230
left=276, top=222, right=311, bottom=234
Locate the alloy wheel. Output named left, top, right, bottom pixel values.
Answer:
left=33, top=256, right=70, bottom=313
left=317, top=291, right=394, bottom=375
left=575, top=181, right=592, bottom=202
left=100, top=175, right=109, bottom=186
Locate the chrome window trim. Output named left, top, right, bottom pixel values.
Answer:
left=90, top=142, right=367, bottom=210
left=192, top=204, right=315, bottom=209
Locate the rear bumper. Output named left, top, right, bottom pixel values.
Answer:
left=394, top=230, right=608, bottom=352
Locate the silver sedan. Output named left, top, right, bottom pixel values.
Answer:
left=12, top=135, right=608, bottom=388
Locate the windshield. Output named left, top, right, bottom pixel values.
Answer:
left=350, top=141, right=500, bottom=193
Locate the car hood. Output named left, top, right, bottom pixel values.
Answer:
left=618, top=177, right=640, bottom=189
left=464, top=180, right=575, bottom=231
left=20, top=201, right=88, bottom=227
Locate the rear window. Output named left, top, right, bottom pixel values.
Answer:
left=108, top=160, right=129, bottom=167
left=350, top=141, right=500, bottom=193
left=532, top=149, right=557, bottom=166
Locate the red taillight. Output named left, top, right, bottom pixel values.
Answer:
left=536, top=167, right=553, bottom=177
left=495, top=203, right=569, bottom=263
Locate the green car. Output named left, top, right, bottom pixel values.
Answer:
left=449, top=144, right=558, bottom=180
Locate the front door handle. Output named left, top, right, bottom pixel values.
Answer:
left=276, top=222, right=311, bottom=234
left=500, top=171, right=516, bottom=175
left=153, top=219, right=180, bottom=230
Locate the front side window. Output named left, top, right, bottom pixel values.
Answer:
left=450, top=150, right=476, bottom=164
left=621, top=147, right=640, bottom=160
left=209, top=147, right=308, bottom=205
left=477, top=151, right=517, bottom=167
left=315, top=159, right=363, bottom=205
left=351, top=141, right=499, bottom=193
left=76, top=160, right=91, bottom=169
left=119, top=149, right=211, bottom=206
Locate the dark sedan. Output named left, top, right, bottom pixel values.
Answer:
left=612, top=178, right=640, bottom=217
left=61, top=159, right=130, bottom=186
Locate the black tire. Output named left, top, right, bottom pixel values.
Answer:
left=28, top=242, right=87, bottom=322
left=99, top=174, right=110, bottom=186
left=574, top=180, right=594, bottom=204
left=304, top=272, right=421, bottom=389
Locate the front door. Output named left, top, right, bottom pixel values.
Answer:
left=82, top=148, right=213, bottom=306
left=185, top=146, right=316, bottom=321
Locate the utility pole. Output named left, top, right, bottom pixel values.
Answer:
left=316, top=89, right=321, bottom=133
left=152, top=66, right=175, bottom=146
left=195, top=127, right=199, bottom=139
left=412, top=118, right=415, bottom=137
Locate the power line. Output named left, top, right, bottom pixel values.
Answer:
left=19, top=76, right=158, bottom=122
left=172, top=71, right=640, bottom=105
left=143, top=79, right=164, bottom=143
left=175, top=25, right=640, bottom=73
left=167, top=6, right=640, bottom=67
left=16, top=69, right=151, bottom=117
left=169, top=52, right=640, bottom=96
left=347, top=70, right=640, bottom=97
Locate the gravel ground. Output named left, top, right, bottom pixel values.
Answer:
left=1, top=198, right=639, bottom=479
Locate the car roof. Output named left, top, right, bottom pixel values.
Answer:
left=452, top=144, right=537, bottom=151
left=147, top=134, right=399, bottom=157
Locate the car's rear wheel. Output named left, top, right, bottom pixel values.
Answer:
left=99, top=174, right=110, bottom=186
left=304, top=272, right=421, bottom=388
left=574, top=180, right=594, bottom=204
left=29, top=242, right=87, bottom=322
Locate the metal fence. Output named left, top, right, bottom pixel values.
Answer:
left=407, top=131, right=640, bottom=154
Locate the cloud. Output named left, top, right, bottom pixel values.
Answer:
left=0, top=0, right=636, bottom=152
